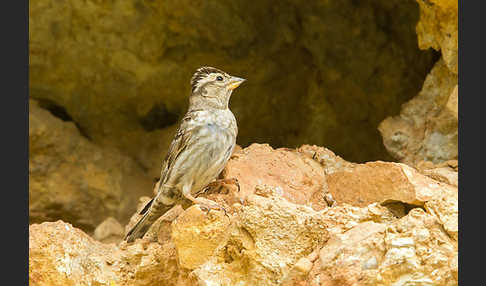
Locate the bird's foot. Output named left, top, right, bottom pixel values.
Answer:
left=194, top=197, right=229, bottom=217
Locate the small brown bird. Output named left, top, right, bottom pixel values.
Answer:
left=125, top=66, right=245, bottom=242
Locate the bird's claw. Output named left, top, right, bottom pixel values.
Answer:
left=193, top=196, right=229, bottom=217
left=198, top=202, right=229, bottom=218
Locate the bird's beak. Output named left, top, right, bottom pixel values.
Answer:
left=227, top=76, right=246, bottom=90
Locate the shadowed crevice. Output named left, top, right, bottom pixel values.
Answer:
left=36, top=98, right=93, bottom=140
left=139, top=103, right=179, bottom=132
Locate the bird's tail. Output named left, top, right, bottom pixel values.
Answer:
left=124, top=190, right=176, bottom=243
left=124, top=210, right=154, bottom=243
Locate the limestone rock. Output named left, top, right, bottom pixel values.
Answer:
left=93, top=217, right=125, bottom=244
left=29, top=187, right=331, bottom=286
left=326, top=161, right=451, bottom=207
left=29, top=99, right=153, bottom=232
left=308, top=208, right=457, bottom=286
left=416, top=0, right=458, bottom=74
left=297, top=145, right=357, bottom=175
left=29, top=221, right=190, bottom=286
left=171, top=206, right=231, bottom=270
left=222, top=143, right=329, bottom=211
left=378, top=0, right=458, bottom=166
left=417, top=160, right=458, bottom=187
left=30, top=175, right=457, bottom=286
left=424, top=184, right=458, bottom=241
left=379, top=59, right=458, bottom=166
left=29, top=221, right=120, bottom=286
left=190, top=189, right=330, bottom=285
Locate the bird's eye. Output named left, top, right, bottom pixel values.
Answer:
left=216, top=75, right=223, bottom=81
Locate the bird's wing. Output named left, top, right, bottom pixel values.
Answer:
left=158, top=110, right=200, bottom=186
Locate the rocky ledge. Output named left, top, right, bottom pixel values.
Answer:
left=29, top=144, right=458, bottom=286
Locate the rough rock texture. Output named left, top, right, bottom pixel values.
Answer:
left=93, top=217, right=125, bottom=244
left=29, top=0, right=437, bottom=178
left=30, top=144, right=458, bottom=286
left=326, top=161, right=449, bottom=207
left=29, top=220, right=187, bottom=286
left=378, top=0, right=458, bottom=166
left=308, top=209, right=457, bottom=286
left=29, top=99, right=153, bottom=232
left=379, top=59, right=458, bottom=166
left=416, top=0, right=458, bottom=75
left=222, top=143, right=330, bottom=211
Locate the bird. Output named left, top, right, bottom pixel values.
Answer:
left=125, top=66, right=245, bottom=243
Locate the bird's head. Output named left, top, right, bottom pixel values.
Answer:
left=189, top=66, right=246, bottom=110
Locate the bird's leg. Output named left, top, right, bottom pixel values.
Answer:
left=182, top=184, right=228, bottom=216
left=197, top=178, right=240, bottom=197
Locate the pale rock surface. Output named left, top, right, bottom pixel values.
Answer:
left=93, top=217, right=125, bottom=244
left=424, top=184, right=458, bottom=241
left=189, top=188, right=330, bottom=285
left=171, top=206, right=232, bottom=270
left=417, top=159, right=458, bottom=187
left=379, top=59, right=458, bottom=166
left=306, top=209, right=457, bottom=286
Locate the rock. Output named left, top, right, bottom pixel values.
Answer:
left=378, top=0, right=458, bottom=166
left=93, top=217, right=125, bottom=244
left=29, top=0, right=437, bottom=174
left=222, top=143, right=329, bottom=211
left=379, top=59, right=458, bottom=166
left=171, top=205, right=231, bottom=270
left=424, top=184, right=458, bottom=240
left=29, top=221, right=189, bottom=286
left=297, top=145, right=357, bottom=175
left=326, top=160, right=454, bottom=207
left=30, top=175, right=457, bottom=286
left=29, top=221, right=120, bottom=285
left=29, top=187, right=331, bottom=286
left=308, top=208, right=457, bottom=286
left=190, top=188, right=330, bottom=285
left=29, top=99, right=153, bottom=232
left=416, top=0, right=458, bottom=74
left=418, top=161, right=458, bottom=187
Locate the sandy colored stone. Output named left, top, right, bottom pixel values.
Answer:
left=29, top=221, right=120, bottom=286
left=29, top=180, right=457, bottom=286
left=29, top=221, right=191, bottom=286
left=420, top=166, right=458, bottom=187
left=307, top=208, right=457, bottom=286
left=171, top=205, right=232, bottom=270
left=326, top=161, right=447, bottom=207
left=424, top=184, right=458, bottom=240
left=378, top=0, right=458, bottom=167
left=29, top=99, right=153, bottom=232
left=416, top=0, right=458, bottom=74
left=93, top=217, right=125, bottom=244
left=379, top=59, right=458, bottom=166
left=190, top=187, right=330, bottom=285
left=297, top=145, right=357, bottom=175
left=222, top=143, right=329, bottom=211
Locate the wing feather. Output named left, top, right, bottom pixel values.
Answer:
left=158, top=110, right=199, bottom=186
